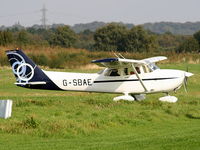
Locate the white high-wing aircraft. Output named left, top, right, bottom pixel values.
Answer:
left=6, top=49, right=193, bottom=102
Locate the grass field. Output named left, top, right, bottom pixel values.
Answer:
left=0, top=64, right=200, bottom=150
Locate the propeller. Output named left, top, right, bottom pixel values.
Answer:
left=183, top=72, right=188, bottom=93
left=183, top=67, right=193, bottom=93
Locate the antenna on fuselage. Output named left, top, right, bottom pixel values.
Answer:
left=114, top=53, right=125, bottom=59
left=118, top=53, right=125, bottom=59
left=114, top=53, right=120, bottom=58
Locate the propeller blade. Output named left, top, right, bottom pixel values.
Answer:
left=183, top=66, right=193, bottom=93
left=183, top=73, right=188, bottom=93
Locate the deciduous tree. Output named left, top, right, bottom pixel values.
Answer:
left=49, top=26, right=77, bottom=48
left=94, top=23, right=128, bottom=51
left=124, top=26, right=157, bottom=52
left=177, top=37, right=199, bottom=53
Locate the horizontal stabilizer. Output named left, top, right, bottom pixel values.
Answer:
left=15, top=81, right=46, bottom=85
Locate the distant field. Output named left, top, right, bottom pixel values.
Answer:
left=0, top=64, right=200, bottom=150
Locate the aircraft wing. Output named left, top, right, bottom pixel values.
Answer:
left=91, top=58, right=146, bottom=68
left=142, top=56, right=167, bottom=63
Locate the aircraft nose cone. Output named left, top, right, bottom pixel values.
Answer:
left=184, top=72, right=193, bottom=77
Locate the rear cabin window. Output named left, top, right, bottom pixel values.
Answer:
left=104, top=69, right=120, bottom=76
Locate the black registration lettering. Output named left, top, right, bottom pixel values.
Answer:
left=78, top=79, right=82, bottom=86
left=83, top=79, right=87, bottom=86
left=63, top=80, right=67, bottom=86
left=73, top=79, right=77, bottom=86
left=88, top=79, right=92, bottom=86
left=70, top=79, right=93, bottom=86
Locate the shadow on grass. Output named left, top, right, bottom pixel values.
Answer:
left=185, top=113, right=200, bottom=119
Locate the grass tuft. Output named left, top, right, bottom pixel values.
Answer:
left=22, top=116, right=40, bottom=129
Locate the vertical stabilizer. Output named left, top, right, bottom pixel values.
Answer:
left=6, top=49, right=60, bottom=90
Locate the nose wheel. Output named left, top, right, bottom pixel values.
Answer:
left=159, top=93, right=178, bottom=103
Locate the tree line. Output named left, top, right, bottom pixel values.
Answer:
left=0, top=23, right=200, bottom=53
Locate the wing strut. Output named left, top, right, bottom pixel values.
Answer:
left=131, top=64, right=148, bottom=92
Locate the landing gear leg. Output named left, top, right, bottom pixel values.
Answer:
left=131, top=94, right=146, bottom=101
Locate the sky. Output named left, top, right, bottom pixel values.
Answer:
left=0, top=0, right=200, bottom=27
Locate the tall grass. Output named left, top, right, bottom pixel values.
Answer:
left=0, top=46, right=199, bottom=68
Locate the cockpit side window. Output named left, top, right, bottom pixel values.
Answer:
left=142, top=65, right=150, bottom=73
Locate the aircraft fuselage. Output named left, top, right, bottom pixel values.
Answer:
left=42, top=69, right=185, bottom=94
